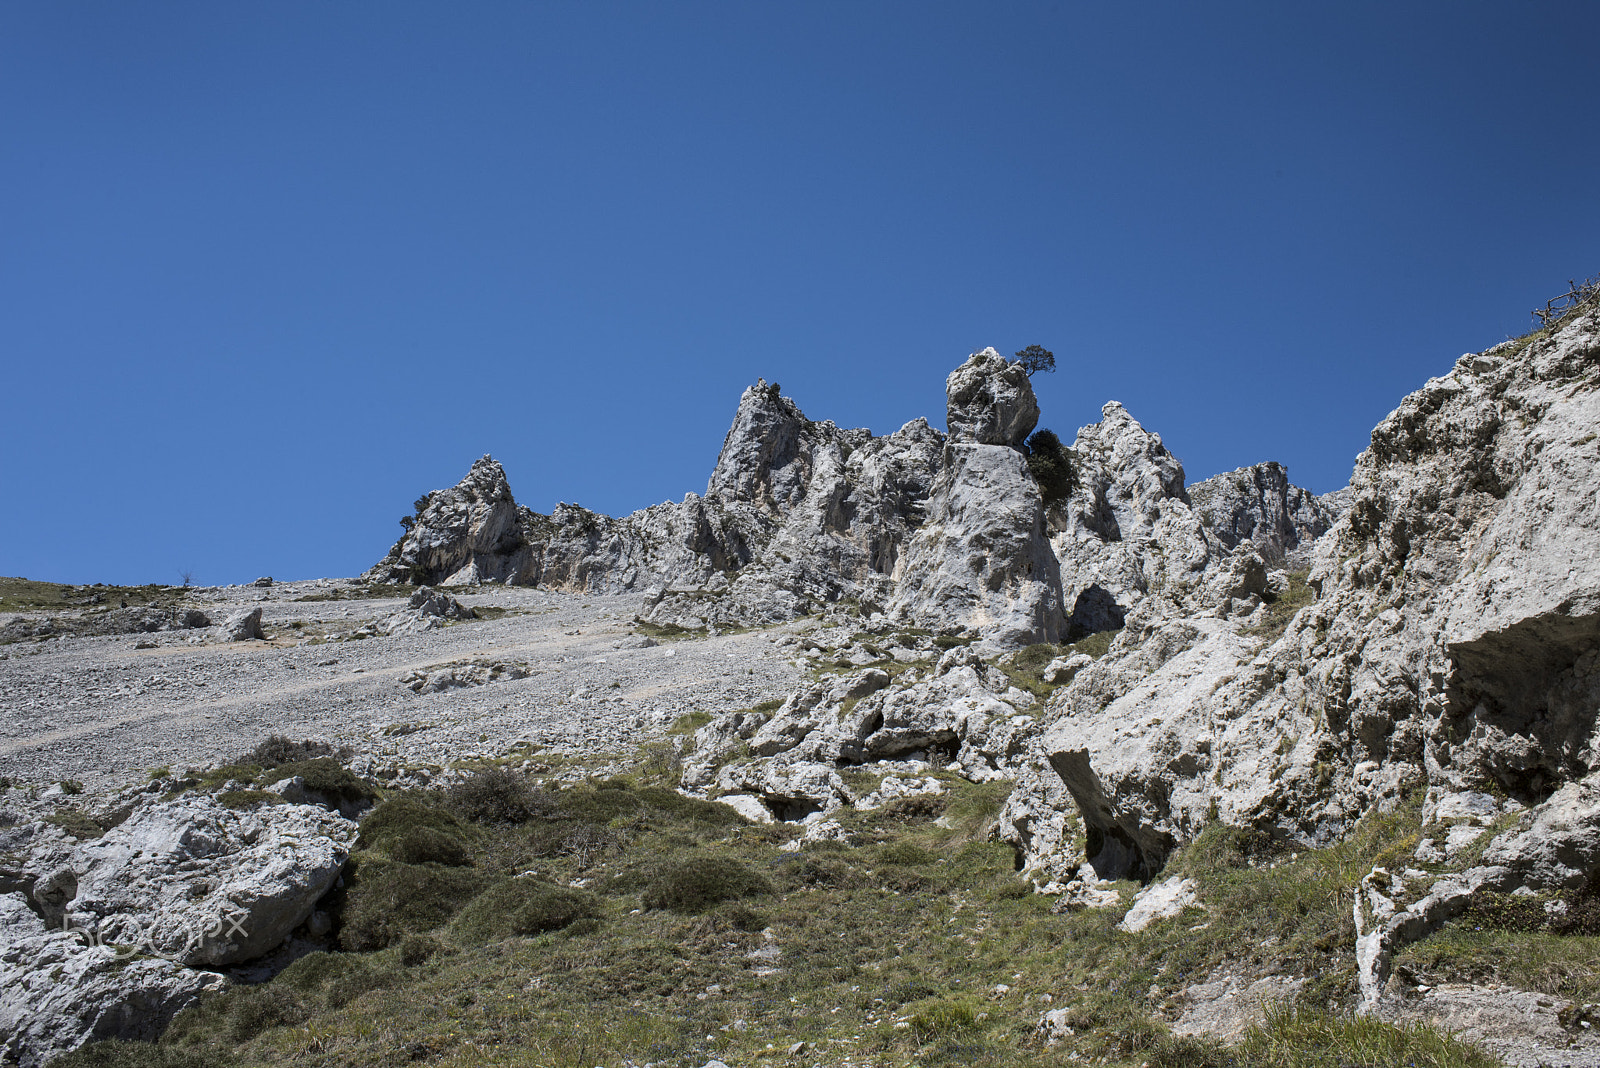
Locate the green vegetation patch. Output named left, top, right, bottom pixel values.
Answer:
left=1234, top=1003, right=1499, bottom=1068
left=641, top=855, right=771, bottom=913
left=46, top=809, right=105, bottom=840
left=263, top=758, right=375, bottom=803
left=452, top=879, right=602, bottom=943
left=334, top=859, right=489, bottom=951
left=146, top=763, right=1507, bottom=1068
left=1243, top=569, right=1316, bottom=643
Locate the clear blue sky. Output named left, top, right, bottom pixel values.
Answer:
left=4, top=3, right=1597, bottom=586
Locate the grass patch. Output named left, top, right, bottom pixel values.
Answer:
left=452, top=879, right=602, bottom=943
left=1235, top=1002, right=1498, bottom=1067
left=1062, top=627, right=1121, bottom=660
left=263, top=758, right=375, bottom=804
left=1242, top=569, right=1315, bottom=643
left=46, top=809, right=104, bottom=840
left=641, top=855, right=771, bottom=913
left=216, top=790, right=285, bottom=810
left=146, top=753, right=1507, bottom=1068
left=632, top=619, right=709, bottom=641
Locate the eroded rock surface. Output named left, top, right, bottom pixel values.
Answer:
left=1188, top=461, right=1339, bottom=566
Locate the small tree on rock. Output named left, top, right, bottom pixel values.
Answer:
left=1014, top=345, right=1056, bottom=377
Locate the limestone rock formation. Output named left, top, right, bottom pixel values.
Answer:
left=1018, top=305, right=1600, bottom=888
left=887, top=441, right=1064, bottom=648
left=0, top=791, right=356, bottom=1064
left=358, top=351, right=1393, bottom=654
left=0, top=893, right=225, bottom=1068
left=1048, top=402, right=1214, bottom=637
left=368, top=456, right=532, bottom=586
left=40, top=794, right=354, bottom=967
left=382, top=586, right=476, bottom=635
left=1188, top=461, right=1340, bottom=565
left=944, top=347, right=1039, bottom=446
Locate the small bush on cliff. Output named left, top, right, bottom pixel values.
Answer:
left=241, top=735, right=346, bottom=767
left=264, top=758, right=375, bottom=804
left=1013, top=344, right=1056, bottom=376
left=1025, top=428, right=1075, bottom=505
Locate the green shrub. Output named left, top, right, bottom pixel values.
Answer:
left=400, top=934, right=441, bottom=965
left=388, top=826, right=472, bottom=866
left=264, top=758, right=374, bottom=803
left=358, top=796, right=468, bottom=848
left=215, top=790, right=283, bottom=810
left=335, top=858, right=489, bottom=951
left=907, top=996, right=982, bottom=1038
left=642, top=856, right=771, bottom=913
left=240, top=735, right=344, bottom=767
left=1025, top=428, right=1075, bottom=505
left=199, top=765, right=259, bottom=787
left=879, top=841, right=936, bottom=866
left=224, top=986, right=308, bottom=1042
left=1011, top=642, right=1064, bottom=675
left=446, top=767, right=552, bottom=824
left=49, top=1040, right=227, bottom=1068
left=453, top=879, right=602, bottom=943
left=556, top=785, right=643, bottom=823
left=59, top=779, right=84, bottom=795
left=276, top=950, right=361, bottom=992
left=632, top=787, right=746, bottom=826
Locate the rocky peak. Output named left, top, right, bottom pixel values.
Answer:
left=706, top=379, right=816, bottom=511
left=945, top=347, right=1040, bottom=447
left=456, top=454, right=515, bottom=504
left=1188, top=461, right=1338, bottom=566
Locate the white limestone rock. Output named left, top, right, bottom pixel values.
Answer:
left=944, top=347, right=1040, bottom=447
left=1188, top=461, right=1339, bottom=565
left=1049, top=401, right=1213, bottom=637
left=31, top=794, right=356, bottom=968
left=1117, top=875, right=1199, bottom=933
left=0, top=893, right=225, bottom=1068
left=220, top=607, right=264, bottom=642
left=889, top=442, right=1064, bottom=649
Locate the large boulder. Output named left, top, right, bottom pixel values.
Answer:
left=220, top=607, right=264, bottom=642
left=945, top=347, right=1040, bottom=446
left=27, top=794, right=355, bottom=968
left=0, top=894, right=224, bottom=1068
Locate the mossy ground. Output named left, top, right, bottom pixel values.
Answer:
left=107, top=757, right=1509, bottom=1068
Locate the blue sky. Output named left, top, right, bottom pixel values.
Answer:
left=3, top=2, right=1597, bottom=586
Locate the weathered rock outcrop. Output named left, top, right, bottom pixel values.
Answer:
left=1188, top=461, right=1340, bottom=566
left=362, top=354, right=1357, bottom=651
left=1020, top=305, right=1600, bottom=886
left=886, top=352, right=1063, bottom=647
left=0, top=792, right=356, bottom=1064
left=1048, top=402, right=1214, bottom=637
left=944, top=346, right=1039, bottom=446
left=647, top=384, right=944, bottom=629
left=0, top=894, right=224, bottom=1068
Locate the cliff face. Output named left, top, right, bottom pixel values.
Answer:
left=994, top=306, right=1600, bottom=891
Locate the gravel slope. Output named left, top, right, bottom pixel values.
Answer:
left=0, top=580, right=805, bottom=789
